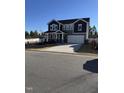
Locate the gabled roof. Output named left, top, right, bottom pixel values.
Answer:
left=57, top=18, right=90, bottom=24
left=58, top=19, right=77, bottom=24
left=48, top=19, right=63, bottom=25
left=56, top=30, right=67, bottom=33
left=44, top=30, right=67, bottom=33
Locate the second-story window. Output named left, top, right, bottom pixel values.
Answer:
left=66, top=25, right=70, bottom=30
left=53, top=24, right=58, bottom=31
left=50, top=24, right=58, bottom=31
left=63, top=24, right=73, bottom=30
left=63, top=25, right=66, bottom=30
left=78, top=24, right=82, bottom=31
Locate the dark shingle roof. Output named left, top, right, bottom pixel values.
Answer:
left=44, top=30, right=67, bottom=33
left=58, top=19, right=77, bottom=24
left=44, top=31, right=55, bottom=33
left=83, top=18, right=90, bottom=22
left=58, top=18, right=90, bottom=24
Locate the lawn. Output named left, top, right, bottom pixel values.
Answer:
left=77, top=44, right=98, bottom=54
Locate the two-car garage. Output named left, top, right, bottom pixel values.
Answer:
left=67, top=35, right=85, bottom=44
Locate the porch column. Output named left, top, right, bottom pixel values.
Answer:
left=86, top=22, right=89, bottom=40
left=46, top=33, right=48, bottom=42
left=55, top=33, right=57, bottom=41
left=62, top=33, right=64, bottom=43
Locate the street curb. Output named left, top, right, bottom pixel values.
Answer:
left=26, top=49, right=98, bottom=57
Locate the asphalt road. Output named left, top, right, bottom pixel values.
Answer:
left=25, top=51, right=98, bottom=93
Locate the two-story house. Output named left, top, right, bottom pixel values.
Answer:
left=45, top=18, right=90, bottom=44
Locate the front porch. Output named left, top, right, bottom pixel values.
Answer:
left=45, top=30, right=67, bottom=43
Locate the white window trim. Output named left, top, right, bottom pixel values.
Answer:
left=53, top=24, right=57, bottom=31
left=63, top=24, right=73, bottom=31
left=78, top=24, right=82, bottom=31
left=50, top=25, right=53, bottom=31
left=48, top=19, right=63, bottom=25
left=72, top=19, right=88, bottom=24
left=63, top=25, right=65, bottom=30
left=50, top=24, right=58, bottom=31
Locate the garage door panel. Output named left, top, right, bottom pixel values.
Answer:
left=67, top=35, right=84, bottom=44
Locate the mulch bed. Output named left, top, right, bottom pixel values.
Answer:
left=25, top=43, right=58, bottom=49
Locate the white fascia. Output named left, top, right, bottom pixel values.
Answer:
left=72, top=19, right=88, bottom=24
left=55, top=30, right=63, bottom=33
left=47, top=19, right=63, bottom=25
left=86, top=22, right=90, bottom=40
left=48, top=19, right=64, bottom=30
left=72, top=19, right=89, bottom=39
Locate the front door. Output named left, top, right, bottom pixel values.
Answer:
left=57, top=34, right=62, bottom=43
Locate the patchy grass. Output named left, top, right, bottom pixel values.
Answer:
left=25, top=43, right=59, bottom=49
left=77, top=44, right=98, bottom=54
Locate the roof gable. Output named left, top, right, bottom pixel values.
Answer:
left=58, top=19, right=77, bottom=24
left=48, top=19, right=63, bottom=25
left=58, top=18, right=90, bottom=24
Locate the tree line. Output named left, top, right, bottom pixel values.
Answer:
left=25, top=30, right=40, bottom=39
left=25, top=25, right=98, bottom=39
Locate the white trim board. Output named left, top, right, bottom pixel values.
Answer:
left=72, top=19, right=88, bottom=24
left=47, top=19, right=64, bottom=25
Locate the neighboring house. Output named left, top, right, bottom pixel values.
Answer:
left=44, top=18, right=90, bottom=44
left=89, top=26, right=97, bottom=36
left=88, top=26, right=98, bottom=44
left=90, top=28, right=96, bottom=36
left=89, top=26, right=98, bottom=38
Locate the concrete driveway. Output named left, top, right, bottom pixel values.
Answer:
left=36, top=44, right=82, bottom=53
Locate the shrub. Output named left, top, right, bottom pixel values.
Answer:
left=89, top=40, right=98, bottom=50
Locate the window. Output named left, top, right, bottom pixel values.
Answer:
left=63, top=24, right=73, bottom=31
left=50, top=24, right=58, bottom=31
left=63, top=25, right=66, bottom=30
left=69, top=24, right=73, bottom=30
left=66, top=25, right=69, bottom=30
left=53, top=25, right=58, bottom=31
left=78, top=24, right=82, bottom=31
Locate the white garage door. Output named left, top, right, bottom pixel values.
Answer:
left=67, top=35, right=85, bottom=44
